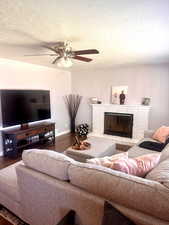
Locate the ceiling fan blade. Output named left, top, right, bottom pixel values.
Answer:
left=43, top=45, right=60, bottom=54
left=73, top=49, right=99, bottom=55
left=24, top=54, right=57, bottom=56
left=73, top=55, right=92, bottom=62
left=52, top=56, right=62, bottom=64
left=44, top=41, right=64, bottom=47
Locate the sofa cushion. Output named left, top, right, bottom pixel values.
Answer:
left=128, top=139, right=156, bottom=158
left=113, top=153, right=161, bottom=177
left=0, top=161, right=23, bottom=202
left=68, top=162, right=169, bottom=221
left=22, top=149, right=75, bottom=181
left=146, top=158, right=169, bottom=189
left=152, top=126, right=169, bottom=143
left=128, top=137, right=169, bottom=163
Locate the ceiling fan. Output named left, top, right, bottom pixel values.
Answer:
left=24, top=41, right=99, bottom=67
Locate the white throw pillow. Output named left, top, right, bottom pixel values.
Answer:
left=86, top=152, right=128, bottom=168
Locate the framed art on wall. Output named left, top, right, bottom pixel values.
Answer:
left=142, top=97, right=151, bottom=106
left=111, top=86, right=128, bottom=104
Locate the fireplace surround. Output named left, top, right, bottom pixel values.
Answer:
left=91, top=104, right=150, bottom=143
left=104, top=112, right=133, bottom=138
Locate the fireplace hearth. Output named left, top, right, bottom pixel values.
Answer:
left=104, top=112, right=133, bottom=138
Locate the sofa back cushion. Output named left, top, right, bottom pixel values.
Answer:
left=68, top=162, right=169, bottom=221
left=146, top=158, right=169, bottom=189
left=22, top=149, right=75, bottom=180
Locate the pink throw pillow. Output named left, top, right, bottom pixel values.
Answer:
left=113, top=153, right=161, bottom=177
left=86, top=152, right=128, bottom=167
left=152, top=126, right=169, bottom=143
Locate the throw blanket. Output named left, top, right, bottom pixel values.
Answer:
left=139, top=138, right=169, bottom=152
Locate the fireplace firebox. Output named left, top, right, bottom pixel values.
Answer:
left=104, top=112, right=133, bottom=138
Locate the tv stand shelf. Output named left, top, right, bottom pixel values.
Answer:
left=2, top=122, right=55, bottom=158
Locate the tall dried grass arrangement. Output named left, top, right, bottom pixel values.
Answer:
left=64, top=94, right=82, bottom=133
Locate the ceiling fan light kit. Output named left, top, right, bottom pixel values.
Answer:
left=24, top=41, right=99, bottom=68
left=57, top=57, right=73, bottom=68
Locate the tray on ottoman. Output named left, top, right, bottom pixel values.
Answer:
left=65, top=136, right=116, bottom=162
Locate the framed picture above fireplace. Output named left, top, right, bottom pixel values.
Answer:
left=111, top=86, right=128, bottom=104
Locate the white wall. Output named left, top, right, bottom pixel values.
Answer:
left=72, top=64, right=169, bottom=130
left=0, top=60, right=169, bottom=156
left=0, top=58, right=71, bottom=156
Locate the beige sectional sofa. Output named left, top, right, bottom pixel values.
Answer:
left=0, top=130, right=169, bottom=225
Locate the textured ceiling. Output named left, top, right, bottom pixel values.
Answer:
left=0, top=0, right=169, bottom=69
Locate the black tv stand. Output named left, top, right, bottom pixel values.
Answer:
left=2, top=122, right=55, bottom=158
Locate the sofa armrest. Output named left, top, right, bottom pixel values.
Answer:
left=160, top=143, right=169, bottom=162
left=16, top=164, right=104, bottom=225
left=144, top=130, right=155, bottom=138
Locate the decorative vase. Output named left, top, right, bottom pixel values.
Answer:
left=64, top=94, right=82, bottom=133
left=70, top=118, right=76, bottom=133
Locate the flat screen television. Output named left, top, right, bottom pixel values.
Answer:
left=0, top=90, right=51, bottom=128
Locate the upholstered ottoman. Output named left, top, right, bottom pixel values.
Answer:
left=65, top=136, right=116, bottom=162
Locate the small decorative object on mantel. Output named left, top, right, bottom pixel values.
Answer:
left=142, top=97, right=151, bottom=106
left=111, top=86, right=128, bottom=104
left=72, top=135, right=91, bottom=150
left=90, top=97, right=102, bottom=104
left=64, top=94, right=82, bottom=133
left=119, top=90, right=125, bottom=105
left=90, top=97, right=98, bottom=104
left=97, top=100, right=102, bottom=104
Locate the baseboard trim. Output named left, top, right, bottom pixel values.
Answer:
left=55, top=130, right=70, bottom=137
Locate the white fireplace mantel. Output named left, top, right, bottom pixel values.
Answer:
left=91, top=104, right=150, bottom=144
